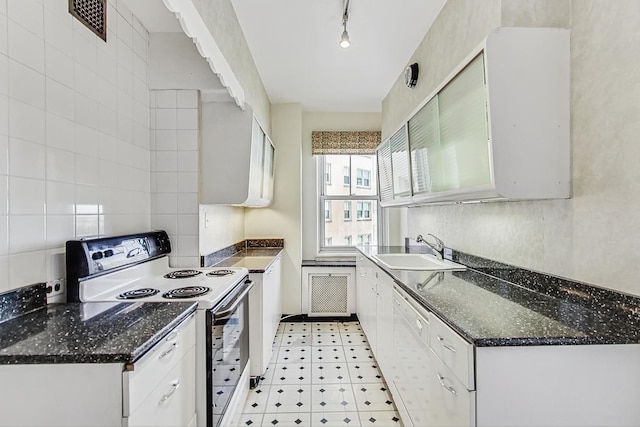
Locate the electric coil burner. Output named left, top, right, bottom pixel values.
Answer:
left=164, top=269, right=203, bottom=279
left=206, top=269, right=236, bottom=277
left=162, top=286, right=212, bottom=299
left=116, top=288, right=160, bottom=300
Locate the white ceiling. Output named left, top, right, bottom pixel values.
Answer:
left=230, top=0, right=447, bottom=112
left=122, top=0, right=447, bottom=113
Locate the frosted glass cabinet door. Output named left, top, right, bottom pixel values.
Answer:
left=390, top=125, right=412, bottom=198
left=248, top=118, right=265, bottom=199
left=438, top=54, right=491, bottom=191
left=377, top=140, right=394, bottom=203
left=409, top=97, right=442, bottom=194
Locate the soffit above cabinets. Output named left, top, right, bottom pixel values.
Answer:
left=121, top=0, right=245, bottom=108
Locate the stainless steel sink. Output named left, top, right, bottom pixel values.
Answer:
left=372, top=253, right=466, bottom=271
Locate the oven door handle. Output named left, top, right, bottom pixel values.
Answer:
left=213, top=280, right=254, bottom=319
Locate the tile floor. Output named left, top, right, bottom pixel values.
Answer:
left=237, top=321, right=403, bottom=426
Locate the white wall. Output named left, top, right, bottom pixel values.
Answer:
left=301, top=112, right=382, bottom=260
left=245, top=103, right=302, bottom=314
left=0, top=0, right=151, bottom=292
left=382, top=0, right=640, bottom=297
left=150, top=89, right=200, bottom=268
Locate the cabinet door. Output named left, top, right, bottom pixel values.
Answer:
left=262, top=136, right=275, bottom=201
left=438, top=54, right=490, bottom=191
left=377, top=140, right=394, bottom=203
left=375, top=273, right=394, bottom=375
left=248, top=118, right=265, bottom=199
left=390, top=125, right=412, bottom=198
left=409, top=97, right=442, bottom=194
left=427, top=355, right=476, bottom=427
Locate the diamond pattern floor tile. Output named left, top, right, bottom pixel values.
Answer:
left=242, top=321, right=401, bottom=427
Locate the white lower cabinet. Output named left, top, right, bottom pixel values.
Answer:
left=0, top=314, right=197, bottom=427
left=249, top=256, right=282, bottom=380
left=356, top=253, right=640, bottom=427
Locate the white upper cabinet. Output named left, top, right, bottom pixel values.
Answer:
left=377, top=125, right=412, bottom=206
left=200, top=101, right=275, bottom=207
left=378, top=27, right=570, bottom=206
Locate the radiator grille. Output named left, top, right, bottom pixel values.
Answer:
left=310, top=275, right=348, bottom=314
left=69, top=0, right=107, bottom=41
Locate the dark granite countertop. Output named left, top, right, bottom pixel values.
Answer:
left=357, top=246, right=640, bottom=347
left=214, top=248, right=283, bottom=273
left=0, top=301, right=197, bottom=365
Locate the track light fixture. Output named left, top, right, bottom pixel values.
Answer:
left=340, top=0, right=351, bottom=48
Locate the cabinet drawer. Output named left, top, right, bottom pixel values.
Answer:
left=429, top=315, right=475, bottom=390
left=427, top=353, right=476, bottom=427
left=127, top=347, right=196, bottom=427
left=393, top=288, right=429, bottom=343
left=124, top=314, right=196, bottom=415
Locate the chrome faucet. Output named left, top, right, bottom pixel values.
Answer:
left=416, top=233, right=445, bottom=260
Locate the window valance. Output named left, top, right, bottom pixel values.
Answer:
left=311, top=131, right=381, bottom=155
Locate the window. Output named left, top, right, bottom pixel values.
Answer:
left=343, top=201, right=351, bottom=220
left=356, top=201, right=371, bottom=220
left=325, top=163, right=332, bottom=184
left=319, top=154, right=379, bottom=251
left=356, top=169, right=371, bottom=188
left=357, top=234, right=371, bottom=245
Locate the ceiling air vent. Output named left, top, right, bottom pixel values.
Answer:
left=69, top=0, right=107, bottom=42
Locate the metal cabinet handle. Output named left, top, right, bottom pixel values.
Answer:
left=437, top=373, right=457, bottom=396
left=416, top=318, right=422, bottom=330
left=159, top=380, right=181, bottom=404
left=159, top=342, right=178, bottom=359
left=437, top=335, right=457, bottom=352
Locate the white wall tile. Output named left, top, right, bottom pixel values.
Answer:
left=45, top=214, right=73, bottom=248
left=98, top=187, right=117, bottom=214
left=152, top=214, right=177, bottom=235
left=132, top=54, right=145, bottom=82
left=156, top=151, right=177, bottom=172
left=0, top=134, right=6, bottom=175
left=9, top=59, right=45, bottom=108
left=45, top=44, right=73, bottom=88
left=177, top=90, right=198, bottom=108
left=177, top=234, right=198, bottom=256
left=45, top=78, right=74, bottom=119
left=155, top=192, right=177, bottom=214
left=153, top=172, right=177, bottom=193
left=155, top=129, right=177, bottom=150
left=133, top=77, right=147, bottom=105
left=45, top=112, right=74, bottom=152
left=155, top=109, right=177, bottom=129
left=177, top=108, right=198, bottom=130
left=117, top=113, right=133, bottom=143
left=97, top=76, right=117, bottom=110
left=177, top=129, right=198, bottom=151
left=46, top=146, right=75, bottom=183
left=9, top=176, right=44, bottom=214
left=97, top=47, right=117, bottom=86
left=46, top=247, right=66, bottom=281
left=0, top=13, right=7, bottom=56
left=72, top=28, right=96, bottom=73
left=98, top=105, right=118, bottom=137
left=8, top=20, right=44, bottom=73
left=74, top=124, right=99, bottom=157
left=75, top=184, right=99, bottom=214
left=43, top=7, right=72, bottom=55
left=0, top=175, right=6, bottom=215
left=74, top=62, right=99, bottom=101
left=132, top=30, right=146, bottom=60
left=177, top=150, right=198, bottom=172
left=98, top=132, right=119, bottom=161
left=178, top=214, right=198, bottom=235
left=0, top=255, right=8, bottom=291
left=9, top=214, right=45, bottom=252
left=133, top=123, right=149, bottom=148
left=46, top=181, right=74, bottom=214
left=9, top=250, right=46, bottom=288
left=9, top=98, right=45, bottom=144
left=155, top=90, right=176, bottom=108
left=74, top=93, right=98, bottom=128
left=117, top=89, right=133, bottom=117
left=116, top=61, right=133, bottom=94
left=177, top=192, right=198, bottom=215
left=0, top=215, right=7, bottom=255
left=8, top=0, right=44, bottom=39
left=9, top=137, right=45, bottom=179
left=0, top=53, right=8, bottom=95
left=75, top=214, right=98, bottom=237
left=75, top=154, right=98, bottom=186
left=177, top=172, right=198, bottom=193
left=0, top=95, right=7, bottom=136
left=43, top=0, right=67, bottom=20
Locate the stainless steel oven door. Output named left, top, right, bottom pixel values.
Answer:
left=207, top=279, right=253, bottom=427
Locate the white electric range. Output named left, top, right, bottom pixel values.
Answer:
left=66, top=231, right=251, bottom=427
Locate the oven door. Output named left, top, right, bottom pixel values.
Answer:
left=207, top=279, right=253, bottom=427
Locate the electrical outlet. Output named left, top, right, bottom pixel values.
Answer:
left=46, top=279, right=65, bottom=303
